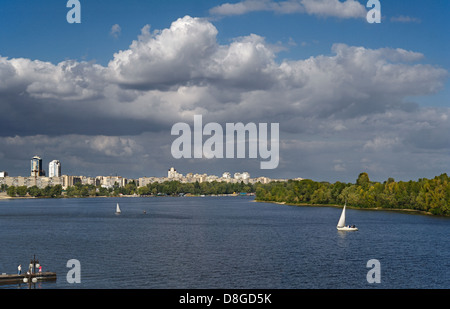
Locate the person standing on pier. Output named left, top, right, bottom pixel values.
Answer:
left=17, top=264, right=21, bottom=275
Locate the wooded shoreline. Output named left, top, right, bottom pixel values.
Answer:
left=254, top=173, right=450, bottom=217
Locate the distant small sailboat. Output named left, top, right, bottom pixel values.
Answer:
left=115, top=203, right=121, bottom=215
left=337, top=201, right=358, bottom=231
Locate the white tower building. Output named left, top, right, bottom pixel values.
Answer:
left=49, top=160, right=61, bottom=177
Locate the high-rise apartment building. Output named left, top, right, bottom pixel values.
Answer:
left=31, top=156, right=45, bottom=177
left=49, top=160, right=61, bottom=177
left=168, top=167, right=182, bottom=179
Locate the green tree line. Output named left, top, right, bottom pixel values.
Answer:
left=4, top=184, right=64, bottom=198
left=2, top=180, right=255, bottom=198
left=255, top=173, right=450, bottom=216
left=137, top=180, right=254, bottom=196
left=3, top=181, right=139, bottom=198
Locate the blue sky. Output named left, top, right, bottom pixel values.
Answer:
left=1, top=0, right=448, bottom=106
left=0, top=0, right=449, bottom=182
left=1, top=1, right=447, bottom=65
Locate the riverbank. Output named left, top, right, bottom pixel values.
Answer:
left=0, top=192, right=14, bottom=199
left=254, top=199, right=436, bottom=216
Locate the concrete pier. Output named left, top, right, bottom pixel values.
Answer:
left=0, top=272, right=57, bottom=285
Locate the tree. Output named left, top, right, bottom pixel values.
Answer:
left=97, top=186, right=110, bottom=197
left=50, top=185, right=63, bottom=198
left=138, top=186, right=150, bottom=196
left=7, top=186, right=16, bottom=197
left=28, top=186, right=42, bottom=197
left=356, top=172, right=370, bottom=188
left=16, top=186, right=28, bottom=197
left=66, top=186, right=79, bottom=197
left=80, top=186, right=89, bottom=197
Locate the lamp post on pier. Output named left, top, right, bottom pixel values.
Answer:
left=23, top=255, right=40, bottom=286
left=29, top=255, right=40, bottom=275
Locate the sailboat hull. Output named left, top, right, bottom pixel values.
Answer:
left=337, top=226, right=358, bottom=231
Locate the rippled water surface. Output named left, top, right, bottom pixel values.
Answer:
left=0, top=196, right=449, bottom=289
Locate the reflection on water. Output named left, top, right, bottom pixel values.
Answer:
left=337, top=230, right=349, bottom=242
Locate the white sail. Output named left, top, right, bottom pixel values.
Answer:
left=337, top=204, right=346, bottom=228
left=115, top=203, right=121, bottom=214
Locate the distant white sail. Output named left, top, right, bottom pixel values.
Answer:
left=337, top=203, right=346, bottom=228
left=115, top=203, right=121, bottom=214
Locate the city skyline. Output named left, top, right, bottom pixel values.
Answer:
left=0, top=1, right=448, bottom=183
left=1, top=155, right=272, bottom=182
left=1, top=154, right=284, bottom=191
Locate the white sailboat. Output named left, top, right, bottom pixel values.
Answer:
left=115, top=203, right=121, bottom=215
left=337, top=202, right=358, bottom=231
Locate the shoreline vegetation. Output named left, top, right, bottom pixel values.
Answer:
left=255, top=173, right=449, bottom=217
left=1, top=173, right=449, bottom=216
left=0, top=180, right=255, bottom=200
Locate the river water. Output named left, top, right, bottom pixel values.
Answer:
left=0, top=196, right=448, bottom=289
